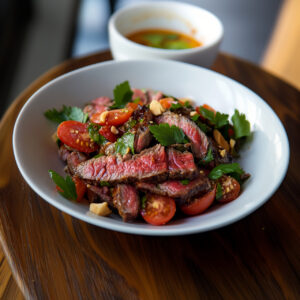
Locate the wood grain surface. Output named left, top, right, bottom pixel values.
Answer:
left=0, top=51, right=299, bottom=300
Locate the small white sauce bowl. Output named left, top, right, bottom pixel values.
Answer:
left=108, top=1, right=224, bottom=68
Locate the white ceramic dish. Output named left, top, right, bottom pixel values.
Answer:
left=109, top=1, right=223, bottom=68
left=13, top=60, right=289, bottom=236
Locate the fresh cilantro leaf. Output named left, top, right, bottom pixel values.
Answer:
left=199, top=148, right=214, bottom=165
left=231, top=109, right=251, bottom=139
left=110, top=81, right=133, bottom=109
left=44, top=106, right=88, bottom=124
left=128, top=119, right=137, bottom=128
left=88, top=123, right=107, bottom=145
left=181, top=179, right=190, bottom=185
left=170, top=101, right=192, bottom=111
left=149, top=123, right=187, bottom=146
left=208, top=163, right=244, bottom=180
left=133, top=97, right=141, bottom=103
left=115, top=132, right=135, bottom=155
left=162, top=94, right=179, bottom=102
left=93, top=153, right=104, bottom=158
left=216, top=183, right=223, bottom=200
left=199, top=107, right=229, bottom=128
left=48, top=170, right=77, bottom=201
left=170, top=103, right=183, bottom=110
left=191, top=114, right=211, bottom=133
left=141, top=195, right=147, bottom=209
left=139, top=118, right=144, bottom=123
left=100, top=181, right=110, bottom=187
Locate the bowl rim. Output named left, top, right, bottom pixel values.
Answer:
left=108, top=0, right=224, bottom=54
left=13, top=59, right=290, bottom=236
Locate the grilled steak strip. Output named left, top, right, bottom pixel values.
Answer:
left=86, top=185, right=112, bottom=205
left=113, top=184, right=139, bottom=221
left=167, top=148, right=197, bottom=179
left=75, top=144, right=168, bottom=183
left=156, top=111, right=209, bottom=159
left=136, top=175, right=211, bottom=202
left=67, top=151, right=88, bottom=175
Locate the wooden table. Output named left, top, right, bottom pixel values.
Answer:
left=0, top=51, right=299, bottom=300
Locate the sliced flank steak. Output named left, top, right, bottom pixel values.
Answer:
left=75, top=144, right=168, bottom=183
left=156, top=111, right=209, bottom=159
left=167, top=148, right=197, bottom=180
left=136, top=175, right=211, bottom=203
left=112, top=184, right=139, bottom=221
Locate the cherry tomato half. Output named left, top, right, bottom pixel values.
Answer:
left=56, top=176, right=87, bottom=202
left=180, top=186, right=216, bottom=216
left=99, top=125, right=117, bottom=142
left=127, top=100, right=143, bottom=111
left=141, top=194, right=176, bottom=225
left=90, top=108, right=133, bottom=126
left=217, top=176, right=240, bottom=203
left=57, top=120, right=98, bottom=153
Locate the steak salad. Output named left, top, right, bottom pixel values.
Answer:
left=45, top=81, right=251, bottom=225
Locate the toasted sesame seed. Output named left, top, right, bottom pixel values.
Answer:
left=76, top=139, right=80, bottom=144
left=230, top=184, right=234, bottom=189
left=70, top=129, right=75, bottom=133
left=86, top=142, right=89, bottom=146
left=80, top=141, right=84, bottom=146
left=75, top=130, right=79, bottom=134
left=226, top=187, right=230, bottom=193
left=87, top=184, right=91, bottom=188
left=111, top=126, right=119, bottom=134
left=114, top=116, right=118, bottom=119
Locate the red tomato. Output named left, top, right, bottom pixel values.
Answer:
left=90, top=108, right=133, bottom=126
left=127, top=100, right=143, bottom=110
left=180, top=186, right=216, bottom=216
left=159, top=98, right=175, bottom=109
left=228, top=127, right=235, bottom=138
left=217, top=176, right=240, bottom=203
left=99, top=125, right=117, bottom=142
left=56, top=176, right=86, bottom=202
left=141, top=194, right=176, bottom=225
left=72, top=176, right=87, bottom=202
left=57, top=120, right=98, bottom=153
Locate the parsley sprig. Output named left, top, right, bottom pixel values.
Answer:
left=110, top=81, right=133, bottom=109
left=149, top=123, right=188, bottom=146
left=208, top=163, right=245, bottom=180
left=231, top=109, right=251, bottom=139
left=48, top=170, right=77, bottom=201
left=44, top=106, right=88, bottom=124
left=115, top=132, right=135, bottom=155
left=199, top=107, right=229, bottom=128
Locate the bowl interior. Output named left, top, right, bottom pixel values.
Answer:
left=113, top=2, right=223, bottom=46
left=13, top=60, right=289, bottom=235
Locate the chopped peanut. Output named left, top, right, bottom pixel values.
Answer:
left=219, top=149, right=226, bottom=157
left=99, top=111, right=109, bottom=123
left=110, top=126, right=119, bottom=134
left=213, top=129, right=230, bottom=151
left=89, top=202, right=112, bottom=216
left=230, top=138, right=236, bottom=149
left=149, top=100, right=165, bottom=116
left=190, top=111, right=197, bottom=117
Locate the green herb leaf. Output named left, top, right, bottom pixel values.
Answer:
left=88, top=123, right=107, bottom=145
left=199, top=148, right=214, bottom=165
left=110, top=81, right=133, bottom=109
left=170, top=103, right=183, bottom=110
left=180, top=179, right=190, bottom=185
left=44, top=106, right=88, bottom=124
left=93, top=153, right=104, bottom=158
left=191, top=114, right=211, bottom=133
left=48, top=170, right=77, bottom=201
left=128, top=119, right=137, bottom=128
left=231, top=109, right=251, bottom=139
left=216, top=183, right=223, bottom=200
left=141, top=195, right=147, bottom=209
left=100, top=181, right=110, bottom=187
left=199, top=107, right=229, bottom=128
left=149, top=123, right=187, bottom=146
left=208, top=163, right=245, bottom=180
left=115, top=132, right=135, bottom=155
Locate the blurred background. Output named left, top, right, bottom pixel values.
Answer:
left=1, top=0, right=299, bottom=119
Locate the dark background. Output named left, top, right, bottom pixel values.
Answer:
left=0, top=0, right=282, bottom=118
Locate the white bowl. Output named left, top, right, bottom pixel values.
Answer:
left=13, top=60, right=289, bottom=236
left=108, top=1, right=223, bottom=68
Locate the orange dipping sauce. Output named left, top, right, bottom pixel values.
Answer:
left=126, top=28, right=202, bottom=50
